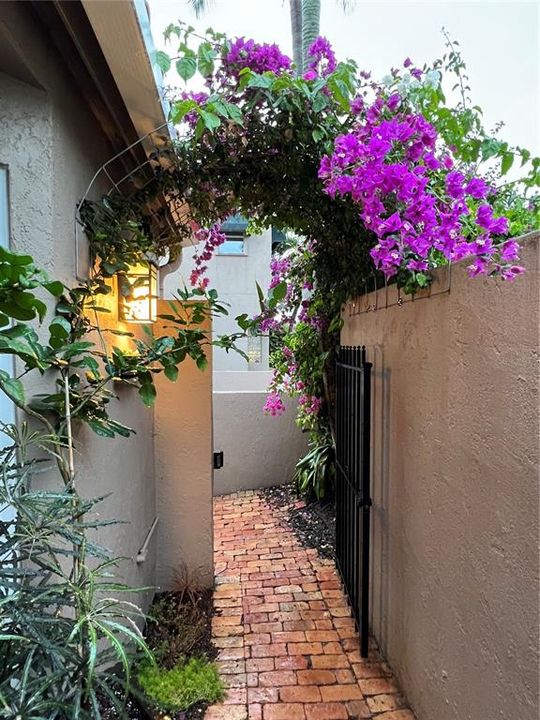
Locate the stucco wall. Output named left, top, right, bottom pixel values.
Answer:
left=164, top=229, right=272, bottom=371
left=213, top=392, right=308, bottom=495
left=341, top=234, right=539, bottom=720
left=153, top=302, right=214, bottom=589
left=0, top=3, right=156, bottom=609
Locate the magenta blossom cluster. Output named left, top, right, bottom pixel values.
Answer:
left=319, top=97, right=523, bottom=280
left=189, top=224, right=226, bottom=289
left=263, top=391, right=286, bottom=416
left=225, top=37, right=292, bottom=76
left=180, top=90, right=208, bottom=125
left=298, top=394, right=322, bottom=417
left=269, top=257, right=290, bottom=289
left=304, top=36, right=337, bottom=80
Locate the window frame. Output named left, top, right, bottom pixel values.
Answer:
left=217, top=231, right=247, bottom=256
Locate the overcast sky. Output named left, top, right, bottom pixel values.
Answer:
left=148, top=0, right=539, bottom=158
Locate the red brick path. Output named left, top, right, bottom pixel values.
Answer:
left=205, top=490, right=415, bottom=720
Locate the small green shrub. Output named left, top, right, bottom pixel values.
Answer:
left=137, top=657, right=224, bottom=712
left=294, top=439, right=335, bottom=499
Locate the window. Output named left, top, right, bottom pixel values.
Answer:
left=218, top=232, right=245, bottom=255
left=0, top=166, right=15, bottom=523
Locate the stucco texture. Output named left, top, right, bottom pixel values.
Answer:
left=153, top=302, right=214, bottom=589
left=341, top=234, right=539, bottom=720
left=213, top=393, right=308, bottom=495
left=0, top=3, right=156, bottom=609
left=165, top=229, right=272, bottom=371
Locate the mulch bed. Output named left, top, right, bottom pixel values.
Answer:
left=261, top=483, right=336, bottom=559
left=99, top=590, right=217, bottom=720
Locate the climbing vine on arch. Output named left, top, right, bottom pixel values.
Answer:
left=90, top=23, right=539, bottom=495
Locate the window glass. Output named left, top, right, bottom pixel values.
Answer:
left=0, top=166, right=15, bottom=523
left=218, top=233, right=245, bottom=255
left=0, top=167, right=15, bottom=447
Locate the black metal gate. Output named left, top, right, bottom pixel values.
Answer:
left=335, top=346, right=372, bottom=657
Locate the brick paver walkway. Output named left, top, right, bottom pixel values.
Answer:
left=206, top=490, right=415, bottom=720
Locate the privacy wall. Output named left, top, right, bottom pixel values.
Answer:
left=154, top=304, right=214, bottom=589
left=212, top=371, right=308, bottom=495
left=341, top=233, right=539, bottom=720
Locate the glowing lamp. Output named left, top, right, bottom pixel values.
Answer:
left=247, top=335, right=263, bottom=364
left=118, top=263, right=158, bottom=323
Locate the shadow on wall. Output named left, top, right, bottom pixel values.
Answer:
left=212, top=393, right=308, bottom=495
left=369, top=346, right=391, bottom=655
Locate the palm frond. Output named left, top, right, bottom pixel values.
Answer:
left=187, top=0, right=214, bottom=18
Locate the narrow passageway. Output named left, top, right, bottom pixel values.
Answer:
left=205, top=490, right=415, bottom=720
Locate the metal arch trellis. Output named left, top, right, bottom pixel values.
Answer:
left=74, top=122, right=197, bottom=281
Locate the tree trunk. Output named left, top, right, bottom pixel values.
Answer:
left=301, top=0, right=321, bottom=69
left=289, top=0, right=303, bottom=74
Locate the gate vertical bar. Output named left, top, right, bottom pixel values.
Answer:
left=360, top=348, right=372, bottom=657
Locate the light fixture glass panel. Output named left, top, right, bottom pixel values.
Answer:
left=119, top=263, right=157, bottom=323
left=247, top=334, right=262, bottom=364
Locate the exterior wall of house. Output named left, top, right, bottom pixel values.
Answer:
left=340, top=233, right=539, bottom=720
left=165, top=228, right=272, bottom=371
left=0, top=3, right=157, bottom=610
left=153, top=303, right=214, bottom=589
left=165, top=231, right=308, bottom=495
left=213, top=380, right=308, bottom=496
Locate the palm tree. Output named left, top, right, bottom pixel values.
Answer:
left=290, top=0, right=303, bottom=72
left=187, top=0, right=355, bottom=75
left=300, top=0, right=320, bottom=73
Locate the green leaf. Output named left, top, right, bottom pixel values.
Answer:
left=176, top=55, right=197, bottom=82
left=197, top=42, right=216, bottom=77
left=163, top=364, right=179, bottom=382
left=43, top=280, right=64, bottom=297
left=155, top=50, right=171, bottom=74
left=171, top=98, right=199, bottom=124
left=0, top=247, right=33, bottom=265
left=247, top=73, right=273, bottom=90
left=0, top=374, right=25, bottom=404
left=271, top=281, right=287, bottom=302
left=138, top=381, right=156, bottom=407
left=196, top=354, right=208, bottom=371
left=199, top=109, right=221, bottom=131
left=255, top=282, right=265, bottom=313
left=33, top=298, right=47, bottom=322
left=49, top=316, right=71, bottom=338
left=501, top=152, right=514, bottom=175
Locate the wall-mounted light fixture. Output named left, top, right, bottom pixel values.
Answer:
left=247, top=334, right=263, bottom=364
left=118, top=262, right=158, bottom=323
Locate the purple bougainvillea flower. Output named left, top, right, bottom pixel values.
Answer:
left=445, top=171, right=465, bottom=199
left=225, top=37, right=291, bottom=75
left=386, top=93, right=402, bottom=112
left=306, top=36, right=337, bottom=78
left=476, top=204, right=509, bottom=235
left=465, top=177, right=489, bottom=199
left=500, top=265, right=525, bottom=280
left=499, top=239, right=520, bottom=262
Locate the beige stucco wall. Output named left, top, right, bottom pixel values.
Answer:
left=213, top=392, right=308, bottom=495
left=0, top=3, right=156, bottom=610
left=153, top=302, right=214, bottom=589
left=341, top=234, right=539, bottom=720
left=164, top=229, right=272, bottom=371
